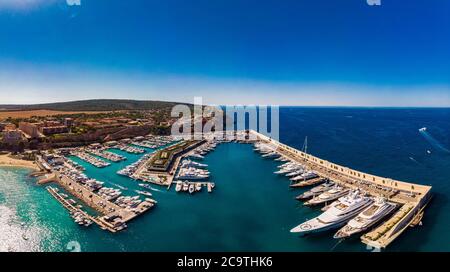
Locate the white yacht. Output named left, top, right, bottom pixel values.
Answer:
left=333, top=197, right=397, bottom=239
left=286, top=169, right=305, bottom=177
left=296, top=181, right=335, bottom=200
left=304, top=185, right=349, bottom=206
left=291, top=190, right=373, bottom=234
left=290, top=171, right=318, bottom=181
left=274, top=156, right=289, bottom=162
left=175, top=181, right=182, bottom=192
left=188, top=153, right=204, bottom=160
left=182, top=182, right=189, bottom=191
left=262, top=151, right=279, bottom=159
left=135, top=190, right=152, bottom=197
left=274, top=166, right=300, bottom=175
left=189, top=184, right=195, bottom=194
left=182, top=160, right=208, bottom=168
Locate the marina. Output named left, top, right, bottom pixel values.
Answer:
left=251, top=130, right=432, bottom=249
left=87, top=148, right=127, bottom=162
left=72, top=151, right=111, bottom=168
left=34, top=129, right=433, bottom=248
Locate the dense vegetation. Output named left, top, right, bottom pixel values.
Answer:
left=0, top=99, right=191, bottom=112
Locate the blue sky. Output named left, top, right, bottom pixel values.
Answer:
left=0, top=0, right=449, bottom=106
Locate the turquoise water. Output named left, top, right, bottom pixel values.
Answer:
left=0, top=108, right=449, bottom=252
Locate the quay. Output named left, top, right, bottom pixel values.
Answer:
left=46, top=186, right=117, bottom=232
left=249, top=130, right=432, bottom=249
left=50, top=171, right=155, bottom=232
left=133, top=140, right=206, bottom=188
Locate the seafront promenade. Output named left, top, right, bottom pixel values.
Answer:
left=249, top=130, right=432, bottom=249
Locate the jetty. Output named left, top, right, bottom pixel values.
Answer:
left=133, top=140, right=206, bottom=188
left=249, top=130, right=432, bottom=249
left=48, top=171, right=155, bottom=232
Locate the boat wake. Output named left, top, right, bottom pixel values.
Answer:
left=111, top=183, right=128, bottom=190
left=419, top=129, right=450, bottom=153
left=409, top=157, right=421, bottom=165
left=330, top=238, right=345, bottom=252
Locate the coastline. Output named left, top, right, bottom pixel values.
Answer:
left=0, top=154, right=39, bottom=171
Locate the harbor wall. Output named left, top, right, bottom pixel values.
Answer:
left=249, top=130, right=432, bottom=198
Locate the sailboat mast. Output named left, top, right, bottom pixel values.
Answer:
left=305, top=136, right=308, bottom=154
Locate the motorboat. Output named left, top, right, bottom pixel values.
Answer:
left=290, top=190, right=373, bottom=234
left=274, top=166, right=300, bottom=175
left=290, top=171, right=318, bottom=181
left=182, top=160, right=208, bottom=168
left=286, top=169, right=305, bottom=177
left=188, top=153, right=204, bottom=160
left=135, top=190, right=152, bottom=197
left=333, top=197, right=397, bottom=239
left=262, top=152, right=280, bottom=159
left=296, top=181, right=335, bottom=200
left=175, top=181, right=182, bottom=192
left=189, top=184, right=195, bottom=194
left=182, top=182, right=189, bottom=191
left=304, top=185, right=349, bottom=206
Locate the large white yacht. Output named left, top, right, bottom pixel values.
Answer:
left=290, top=190, right=373, bottom=234
left=181, top=160, right=208, bottom=169
left=290, top=171, right=318, bottom=181
left=304, top=185, right=349, bottom=206
left=333, top=197, right=397, bottom=239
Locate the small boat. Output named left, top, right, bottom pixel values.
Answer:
left=290, top=171, right=318, bottom=181
left=182, top=182, right=189, bottom=192
left=286, top=169, right=305, bottom=177
left=262, top=152, right=280, bottom=159
left=135, top=190, right=152, bottom=197
left=195, top=182, right=202, bottom=191
left=419, top=127, right=427, bottom=132
left=189, top=184, right=195, bottom=194
left=189, top=153, right=204, bottom=160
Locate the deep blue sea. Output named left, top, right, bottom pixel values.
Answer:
left=1, top=108, right=449, bottom=252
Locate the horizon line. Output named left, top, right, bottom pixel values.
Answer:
left=0, top=98, right=449, bottom=109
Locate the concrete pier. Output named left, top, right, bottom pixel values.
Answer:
left=51, top=171, right=155, bottom=232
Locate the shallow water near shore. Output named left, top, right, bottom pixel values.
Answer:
left=1, top=108, right=449, bottom=252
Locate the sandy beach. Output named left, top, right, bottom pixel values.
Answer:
left=0, top=154, right=39, bottom=171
